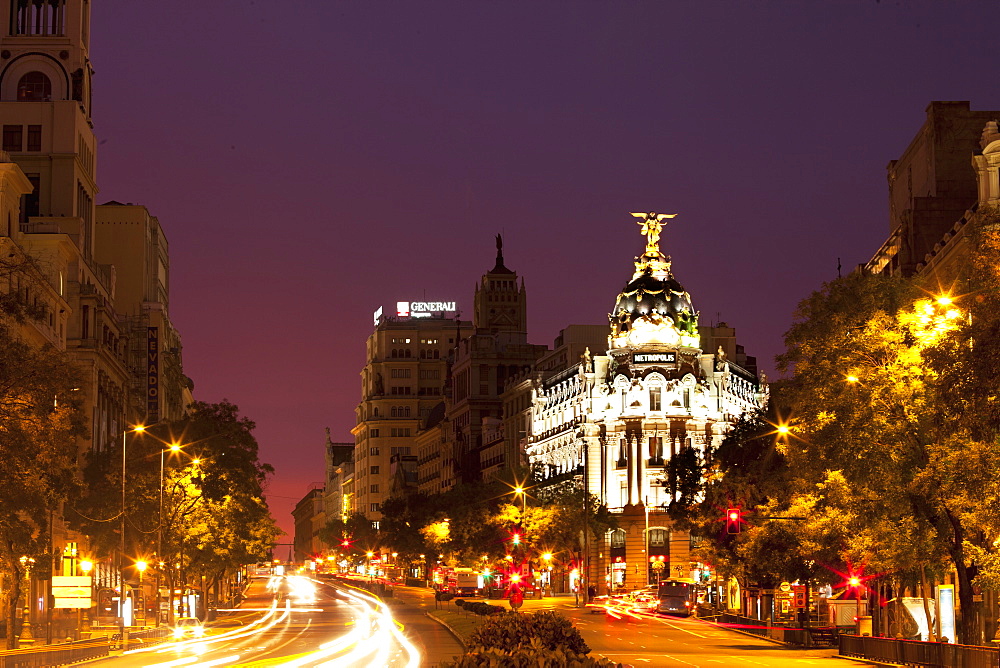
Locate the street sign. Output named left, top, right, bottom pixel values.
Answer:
left=54, top=598, right=91, bottom=609
left=52, top=575, right=92, bottom=609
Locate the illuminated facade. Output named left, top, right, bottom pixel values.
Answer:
left=527, top=213, right=766, bottom=593
left=353, top=310, right=472, bottom=520
left=0, top=0, right=192, bottom=633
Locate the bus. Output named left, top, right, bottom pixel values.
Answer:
left=655, top=580, right=696, bottom=616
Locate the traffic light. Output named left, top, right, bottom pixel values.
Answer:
left=511, top=532, right=521, bottom=546
left=726, top=508, right=741, bottom=534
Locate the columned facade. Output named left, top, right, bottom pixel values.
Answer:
left=528, top=213, right=766, bottom=594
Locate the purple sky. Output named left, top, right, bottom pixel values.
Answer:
left=89, top=1, right=1000, bottom=537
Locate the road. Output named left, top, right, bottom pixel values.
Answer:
left=491, top=593, right=874, bottom=668
left=86, top=575, right=432, bottom=667
left=83, top=579, right=872, bottom=667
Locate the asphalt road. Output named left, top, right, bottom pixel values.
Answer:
left=85, top=575, right=426, bottom=667
left=499, top=594, right=874, bottom=667
left=81, top=579, right=872, bottom=667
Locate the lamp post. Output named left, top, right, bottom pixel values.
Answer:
left=18, top=556, right=34, bottom=646
left=119, top=424, right=145, bottom=648
left=849, top=576, right=862, bottom=634
left=79, top=559, right=93, bottom=636
left=513, top=485, right=526, bottom=515
left=135, top=561, right=147, bottom=626
left=157, top=443, right=181, bottom=626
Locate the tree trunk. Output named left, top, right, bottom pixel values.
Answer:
left=953, top=555, right=979, bottom=645
left=920, top=565, right=936, bottom=642
left=5, top=571, right=22, bottom=649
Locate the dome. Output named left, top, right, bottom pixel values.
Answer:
left=608, top=212, right=700, bottom=350
left=612, top=268, right=694, bottom=324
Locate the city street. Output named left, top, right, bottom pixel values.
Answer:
left=71, top=577, right=878, bottom=667
left=412, top=588, right=874, bottom=668
left=85, top=576, right=434, bottom=667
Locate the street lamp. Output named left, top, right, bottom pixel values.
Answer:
left=158, top=442, right=182, bottom=626
left=119, top=424, right=145, bottom=646
left=79, top=560, right=93, bottom=634
left=135, top=561, right=148, bottom=627
left=513, top=485, right=526, bottom=514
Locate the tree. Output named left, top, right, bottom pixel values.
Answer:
left=0, top=322, right=86, bottom=647
left=771, top=224, right=1000, bottom=644
left=72, top=401, right=278, bottom=622
left=158, top=402, right=278, bottom=616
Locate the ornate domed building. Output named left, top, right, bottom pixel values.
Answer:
left=526, top=212, right=767, bottom=593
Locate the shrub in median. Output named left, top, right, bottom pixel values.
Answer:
left=440, top=638, right=624, bottom=667
left=467, top=610, right=589, bottom=654
left=455, top=599, right=465, bottom=608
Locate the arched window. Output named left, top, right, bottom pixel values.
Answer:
left=17, top=72, right=51, bottom=101
left=610, top=529, right=626, bottom=549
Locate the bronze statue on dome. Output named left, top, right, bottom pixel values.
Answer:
left=630, top=211, right=676, bottom=254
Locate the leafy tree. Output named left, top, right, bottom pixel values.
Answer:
left=319, top=512, right=381, bottom=560
left=0, top=321, right=86, bottom=647
left=72, top=401, right=278, bottom=622
left=770, top=217, right=1000, bottom=644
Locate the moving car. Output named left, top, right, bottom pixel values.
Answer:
left=173, top=616, right=205, bottom=639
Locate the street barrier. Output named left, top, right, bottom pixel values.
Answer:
left=839, top=634, right=1000, bottom=667
left=0, top=637, right=110, bottom=667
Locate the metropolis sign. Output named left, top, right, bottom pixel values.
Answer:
left=632, top=351, right=676, bottom=364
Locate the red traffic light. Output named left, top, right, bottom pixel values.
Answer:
left=726, top=508, right=741, bottom=534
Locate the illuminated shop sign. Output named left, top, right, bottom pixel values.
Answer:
left=396, top=301, right=457, bottom=318
left=632, top=352, right=676, bottom=364
left=374, top=301, right=458, bottom=326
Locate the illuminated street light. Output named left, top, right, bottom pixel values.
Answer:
left=79, top=559, right=93, bottom=633
left=119, top=425, right=145, bottom=642
left=158, top=441, right=184, bottom=625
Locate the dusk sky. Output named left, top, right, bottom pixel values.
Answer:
left=89, top=1, right=1000, bottom=537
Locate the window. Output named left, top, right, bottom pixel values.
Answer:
left=649, top=437, right=663, bottom=463
left=390, top=447, right=411, bottom=455
left=649, top=387, right=662, bottom=411
left=648, top=528, right=667, bottom=547
left=370, top=466, right=379, bottom=475
left=3, top=125, right=22, bottom=152
left=420, top=369, right=441, bottom=380
left=26, top=125, right=40, bottom=151
left=611, top=529, right=627, bottom=548
left=369, top=447, right=379, bottom=456
left=370, top=428, right=379, bottom=437
left=370, top=503, right=380, bottom=513
left=390, top=368, right=411, bottom=378
left=390, top=386, right=412, bottom=395
left=390, top=427, right=412, bottom=437
left=13, top=0, right=65, bottom=36
left=370, top=484, right=379, bottom=493
left=617, top=438, right=627, bottom=467
left=17, top=72, right=52, bottom=101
